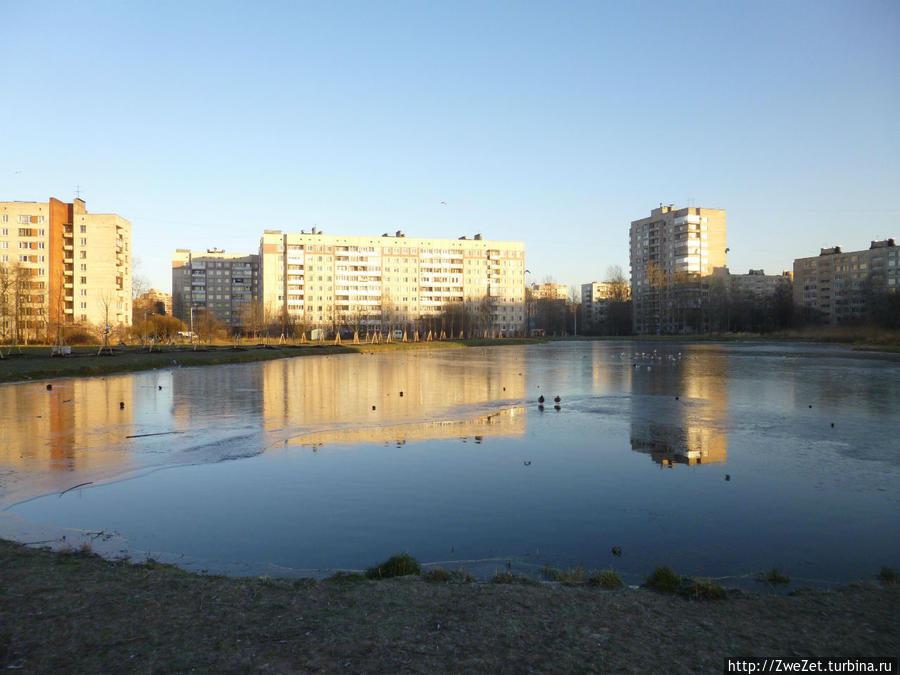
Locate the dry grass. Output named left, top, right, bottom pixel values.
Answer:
left=0, top=540, right=898, bottom=672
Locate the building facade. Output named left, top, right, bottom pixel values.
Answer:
left=793, top=239, right=898, bottom=324
left=259, top=230, right=525, bottom=334
left=0, top=198, right=131, bottom=341
left=135, top=288, right=173, bottom=316
left=710, top=267, right=792, bottom=296
left=171, top=249, right=259, bottom=328
left=629, top=204, right=726, bottom=334
left=580, top=281, right=628, bottom=331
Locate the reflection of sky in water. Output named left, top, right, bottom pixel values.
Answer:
left=3, top=342, right=899, bottom=586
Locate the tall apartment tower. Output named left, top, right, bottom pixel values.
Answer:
left=171, top=249, right=259, bottom=327
left=0, top=198, right=131, bottom=340
left=259, top=230, right=526, bottom=333
left=793, top=239, right=897, bottom=324
left=629, top=204, right=726, bottom=334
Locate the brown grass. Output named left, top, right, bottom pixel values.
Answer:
left=0, top=540, right=897, bottom=672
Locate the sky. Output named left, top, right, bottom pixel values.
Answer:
left=1, top=0, right=898, bottom=293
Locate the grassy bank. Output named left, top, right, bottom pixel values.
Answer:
left=0, top=338, right=544, bottom=384
left=0, top=540, right=897, bottom=672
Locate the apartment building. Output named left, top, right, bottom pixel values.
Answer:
left=580, top=281, right=617, bottom=330
left=260, top=229, right=526, bottom=333
left=0, top=198, right=131, bottom=340
left=528, top=282, right=568, bottom=301
left=171, top=249, right=259, bottom=327
left=135, top=288, right=173, bottom=316
left=629, top=204, right=726, bottom=334
left=793, top=239, right=898, bottom=324
left=711, top=267, right=792, bottom=297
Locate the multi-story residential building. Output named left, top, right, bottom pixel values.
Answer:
left=629, top=204, right=726, bottom=334
left=135, top=288, right=173, bottom=316
left=528, top=282, right=568, bottom=301
left=0, top=197, right=131, bottom=340
left=793, top=239, right=898, bottom=324
left=710, top=267, right=792, bottom=297
left=171, top=249, right=259, bottom=328
left=581, top=281, right=617, bottom=331
left=259, top=229, right=525, bottom=334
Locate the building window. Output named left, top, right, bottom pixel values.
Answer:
left=80, top=238, right=87, bottom=246
left=80, top=251, right=86, bottom=259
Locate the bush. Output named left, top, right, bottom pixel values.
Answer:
left=365, top=553, right=421, bottom=579
left=756, top=568, right=790, bottom=585
left=681, top=578, right=726, bottom=600
left=877, top=567, right=899, bottom=585
left=644, top=566, right=682, bottom=593
left=588, top=569, right=624, bottom=589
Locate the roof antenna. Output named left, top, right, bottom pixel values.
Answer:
left=75, top=184, right=83, bottom=200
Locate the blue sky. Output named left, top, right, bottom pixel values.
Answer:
left=2, top=0, right=898, bottom=293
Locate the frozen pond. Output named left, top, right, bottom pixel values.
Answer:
left=1, top=341, right=898, bottom=587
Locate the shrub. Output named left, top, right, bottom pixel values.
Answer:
left=680, top=578, right=726, bottom=600
left=588, top=569, right=624, bottom=589
left=423, top=567, right=450, bottom=582
left=756, top=568, right=790, bottom=585
left=365, top=553, right=421, bottom=579
left=644, top=566, right=682, bottom=593
left=491, top=571, right=538, bottom=585
left=877, top=567, right=899, bottom=585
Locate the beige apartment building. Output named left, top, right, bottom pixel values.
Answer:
left=629, top=204, right=726, bottom=334
left=528, top=282, right=568, bottom=301
left=259, top=229, right=526, bottom=334
left=580, top=281, right=625, bottom=331
left=711, top=267, right=792, bottom=297
left=793, top=239, right=898, bottom=324
left=0, top=198, right=131, bottom=341
left=171, top=249, right=259, bottom=327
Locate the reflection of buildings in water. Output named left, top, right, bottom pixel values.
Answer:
left=260, top=353, right=526, bottom=435
left=630, top=422, right=727, bottom=467
left=0, top=378, right=135, bottom=476
left=169, top=365, right=263, bottom=430
left=283, top=407, right=525, bottom=451
left=629, top=347, right=728, bottom=468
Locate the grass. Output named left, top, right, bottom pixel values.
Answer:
left=422, top=567, right=476, bottom=583
left=365, top=553, right=421, bottom=579
left=490, top=571, right=539, bottom=585
left=0, top=338, right=549, bottom=384
left=540, top=566, right=623, bottom=589
left=877, top=567, right=899, bottom=585
left=644, top=566, right=682, bottom=593
left=588, top=569, right=624, bottom=589
left=756, top=568, right=791, bottom=585
left=643, top=566, right=725, bottom=600
left=1, top=539, right=898, bottom=672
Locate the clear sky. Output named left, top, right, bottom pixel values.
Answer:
left=2, top=0, right=898, bottom=293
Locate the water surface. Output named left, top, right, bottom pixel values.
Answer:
left=2, top=342, right=898, bottom=586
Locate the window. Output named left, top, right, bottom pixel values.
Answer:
left=80, top=264, right=87, bottom=271
left=0, top=242, right=6, bottom=249
left=80, top=302, right=87, bottom=309
left=79, top=238, right=87, bottom=246
left=1, top=217, right=6, bottom=224
left=80, top=251, right=86, bottom=259
left=18, top=215, right=30, bottom=224
left=80, top=225, right=86, bottom=233
left=80, top=289, right=87, bottom=296
left=80, top=276, right=87, bottom=284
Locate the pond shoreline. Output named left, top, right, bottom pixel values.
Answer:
left=1, top=538, right=897, bottom=672
left=2, top=335, right=898, bottom=385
